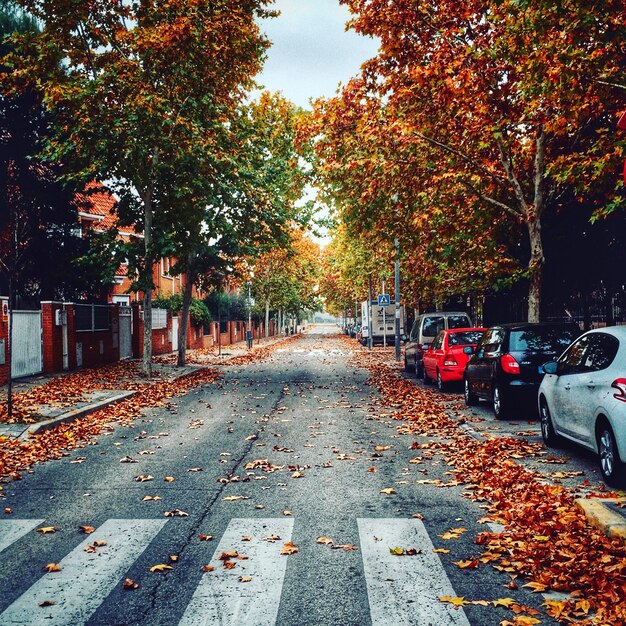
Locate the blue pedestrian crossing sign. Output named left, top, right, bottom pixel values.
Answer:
left=377, top=294, right=391, bottom=306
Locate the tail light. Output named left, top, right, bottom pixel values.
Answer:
left=612, top=378, right=626, bottom=403
left=444, top=354, right=458, bottom=366
left=500, top=353, right=520, bottom=374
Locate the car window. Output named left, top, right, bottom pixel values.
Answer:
left=583, top=333, right=619, bottom=372
left=422, top=316, right=444, bottom=337
left=558, top=334, right=591, bottom=374
left=432, top=332, right=445, bottom=350
left=447, top=315, right=471, bottom=329
left=410, top=320, right=419, bottom=341
left=448, top=330, right=484, bottom=346
left=477, top=328, right=504, bottom=356
left=509, top=326, right=579, bottom=353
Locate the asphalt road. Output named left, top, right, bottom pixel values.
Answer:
left=0, top=326, right=584, bottom=625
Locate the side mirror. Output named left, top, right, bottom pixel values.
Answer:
left=422, top=343, right=430, bottom=351
left=401, top=334, right=407, bottom=342
left=463, top=346, right=474, bottom=355
left=542, top=361, right=558, bottom=375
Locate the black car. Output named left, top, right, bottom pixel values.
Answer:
left=463, top=322, right=581, bottom=419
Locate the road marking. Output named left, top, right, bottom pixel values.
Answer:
left=0, top=518, right=166, bottom=626
left=358, top=518, right=471, bottom=625
left=0, top=520, right=45, bottom=554
left=179, top=518, right=294, bottom=626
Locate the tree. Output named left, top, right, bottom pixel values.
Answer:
left=312, top=0, right=625, bottom=321
left=8, top=0, right=276, bottom=374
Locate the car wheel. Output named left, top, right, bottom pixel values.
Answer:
left=464, top=377, right=478, bottom=406
left=422, top=364, right=432, bottom=384
left=414, top=355, right=422, bottom=378
left=492, top=385, right=510, bottom=420
left=404, top=355, right=411, bottom=372
left=540, top=399, right=561, bottom=447
left=597, top=423, right=624, bottom=487
left=437, top=370, right=446, bottom=392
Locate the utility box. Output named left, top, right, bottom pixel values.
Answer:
left=55, top=309, right=68, bottom=326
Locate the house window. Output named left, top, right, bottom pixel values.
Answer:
left=162, top=257, right=171, bottom=276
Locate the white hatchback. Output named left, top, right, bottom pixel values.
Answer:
left=538, top=326, right=626, bottom=486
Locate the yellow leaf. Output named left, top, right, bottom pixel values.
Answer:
left=433, top=548, right=450, bottom=554
left=317, top=537, right=334, bottom=545
left=44, top=563, right=62, bottom=572
left=453, top=559, right=479, bottom=569
left=513, top=617, right=542, bottom=625
left=291, top=471, right=304, bottom=478
left=164, top=476, right=175, bottom=483
left=223, top=496, right=250, bottom=502
left=492, top=597, right=516, bottom=608
left=239, top=576, right=252, bottom=582
left=142, top=496, right=161, bottom=502
left=439, top=596, right=468, bottom=608
left=135, top=475, right=154, bottom=482
left=532, top=535, right=549, bottom=542
left=37, top=526, right=57, bottom=534
left=380, top=488, right=396, bottom=495
left=522, top=581, right=548, bottom=593
left=150, top=564, right=174, bottom=573
left=389, top=546, right=404, bottom=555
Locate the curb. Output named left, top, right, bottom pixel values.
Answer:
left=21, top=391, right=138, bottom=441
left=575, top=498, right=626, bottom=542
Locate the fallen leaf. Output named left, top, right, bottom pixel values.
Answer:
left=198, top=534, right=214, bottom=541
left=38, top=600, right=56, bottom=607
left=433, top=548, right=450, bottom=554
left=380, top=488, right=396, bottom=495
left=280, top=541, right=299, bottom=555
left=142, top=496, right=161, bottom=502
left=164, top=476, right=175, bottom=483
left=135, top=475, right=154, bottom=482
left=37, top=527, right=57, bottom=534
left=242, top=536, right=252, bottom=542
left=201, top=565, right=215, bottom=572
left=453, top=559, right=479, bottom=569
left=123, top=578, right=139, bottom=590
left=439, top=596, right=469, bottom=608
left=317, top=537, right=334, bottom=545
left=523, top=581, right=548, bottom=593
left=169, top=555, right=178, bottom=562
left=282, top=510, right=292, bottom=516
left=44, top=563, right=62, bottom=573
left=149, top=564, right=174, bottom=573
left=223, top=496, right=250, bottom=502
left=239, top=576, right=252, bottom=582
left=492, top=597, right=516, bottom=608
left=164, top=509, right=188, bottom=517
left=79, top=525, right=96, bottom=534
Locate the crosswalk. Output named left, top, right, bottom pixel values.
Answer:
left=0, top=517, right=471, bottom=626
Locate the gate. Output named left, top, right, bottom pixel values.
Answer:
left=171, top=316, right=179, bottom=352
left=119, top=306, right=132, bottom=359
left=10, top=311, right=43, bottom=378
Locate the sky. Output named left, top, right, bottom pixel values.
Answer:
left=256, top=0, right=379, bottom=110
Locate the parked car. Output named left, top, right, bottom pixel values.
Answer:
left=463, top=322, right=581, bottom=419
left=422, top=328, right=486, bottom=391
left=538, top=326, right=626, bottom=485
left=404, top=311, right=472, bottom=377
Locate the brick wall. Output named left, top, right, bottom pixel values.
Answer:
left=41, top=302, right=64, bottom=374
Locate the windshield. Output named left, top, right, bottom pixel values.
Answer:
left=509, top=327, right=579, bottom=353
left=447, top=315, right=471, bottom=329
left=448, top=330, right=484, bottom=346
left=422, top=316, right=444, bottom=337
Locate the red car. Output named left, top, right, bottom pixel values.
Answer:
left=422, top=327, right=486, bottom=391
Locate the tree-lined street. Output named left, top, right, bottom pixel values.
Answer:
left=1, top=327, right=624, bottom=625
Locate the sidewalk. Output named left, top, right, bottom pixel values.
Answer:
left=0, top=335, right=288, bottom=442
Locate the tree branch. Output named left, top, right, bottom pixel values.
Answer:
left=459, top=179, right=522, bottom=221
left=411, top=130, right=507, bottom=189
left=495, top=134, right=529, bottom=217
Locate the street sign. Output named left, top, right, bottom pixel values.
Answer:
left=377, top=294, right=390, bottom=306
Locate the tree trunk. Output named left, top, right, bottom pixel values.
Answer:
left=526, top=216, right=544, bottom=323
left=178, top=261, right=194, bottom=366
left=265, top=298, right=270, bottom=339
left=141, top=148, right=159, bottom=377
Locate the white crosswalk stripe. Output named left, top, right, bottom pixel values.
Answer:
left=358, top=518, right=471, bottom=626
left=0, top=519, right=45, bottom=554
left=0, top=518, right=167, bottom=626
left=0, top=518, right=472, bottom=625
left=179, top=517, right=295, bottom=626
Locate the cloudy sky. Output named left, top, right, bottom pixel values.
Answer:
left=257, top=0, right=379, bottom=109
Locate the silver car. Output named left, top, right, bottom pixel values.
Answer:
left=538, top=326, right=626, bottom=486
